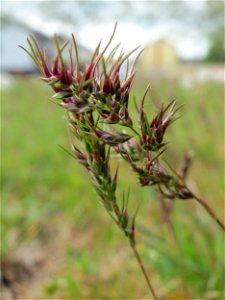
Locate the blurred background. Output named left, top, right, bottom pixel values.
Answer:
left=1, top=1, right=224, bottom=299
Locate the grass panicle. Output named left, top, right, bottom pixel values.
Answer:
left=20, top=23, right=225, bottom=299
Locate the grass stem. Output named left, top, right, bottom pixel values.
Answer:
left=192, top=194, right=225, bottom=232
left=131, top=243, right=158, bottom=300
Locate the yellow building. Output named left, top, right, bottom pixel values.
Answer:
left=139, top=39, right=179, bottom=69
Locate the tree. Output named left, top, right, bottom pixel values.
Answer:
left=205, top=26, right=224, bottom=62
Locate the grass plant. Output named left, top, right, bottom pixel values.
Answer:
left=1, top=24, right=223, bottom=299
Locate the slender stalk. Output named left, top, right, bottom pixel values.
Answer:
left=131, top=243, right=158, bottom=300
left=192, top=193, right=225, bottom=232
left=107, top=209, right=158, bottom=299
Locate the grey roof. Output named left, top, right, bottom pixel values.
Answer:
left=1, top=16, right=92, bottom=73
left=1, top=25, right=36, bottom=72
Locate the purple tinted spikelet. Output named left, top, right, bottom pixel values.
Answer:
left=140, top=98, right=179, bottom=151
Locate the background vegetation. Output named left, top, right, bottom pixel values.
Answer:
left=1, top=75, right=224, bottom=299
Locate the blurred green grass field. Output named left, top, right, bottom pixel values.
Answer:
left=1, top=76, right=224, bottom=299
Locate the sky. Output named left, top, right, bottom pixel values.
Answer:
left=1, top=0, right=222, bottom=60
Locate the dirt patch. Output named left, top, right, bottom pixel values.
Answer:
left=1, top=245, right=46, bottom=299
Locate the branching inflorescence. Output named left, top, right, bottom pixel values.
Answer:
left=21, top=23, right=225, bottom=299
